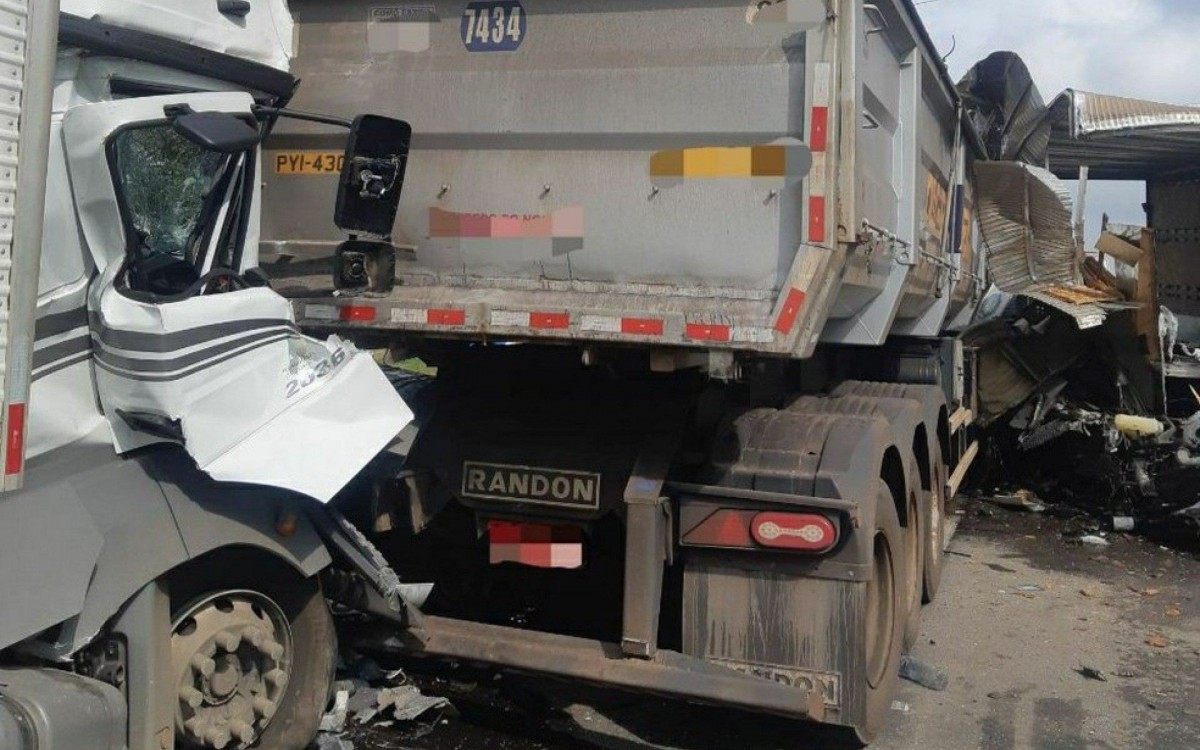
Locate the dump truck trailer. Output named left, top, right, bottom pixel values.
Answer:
left=0, top=3, right=419, bottom=748
left=261, top=0, right=985, bottom=741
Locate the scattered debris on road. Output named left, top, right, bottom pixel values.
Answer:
left=314, top=655, right=453, bottom=749
left=898, top=656, right=950, bottom=692
left=1076, top=666, right=1108, bottom=682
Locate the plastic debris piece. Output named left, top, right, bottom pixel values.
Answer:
left=987, top=490, right=1046, bottom=513
left=377, top=685, right=451, bottom=723
left=319, top=689, right=350, bottom=733
left=899, top=656, right=949, bottom=691
left=1112, top=516, right=1135, bottom=532
left=315, top=735, right=355, bottom=750
left=1080, top=535, right=1110, bottom=547
left=890, top=700, right=911, bottom=713
left=348, top=686, right=382, bottom=724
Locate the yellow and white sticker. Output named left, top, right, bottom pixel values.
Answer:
left=271, top=151, right=345, bottom=176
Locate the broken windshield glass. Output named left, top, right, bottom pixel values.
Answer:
left=112, top=125, right=232, bottom=264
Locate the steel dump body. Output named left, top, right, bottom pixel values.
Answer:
left=263, top=0, right=980, bottom=356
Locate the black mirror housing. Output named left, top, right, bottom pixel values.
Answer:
left=334, top=114, right=411, bottom=237
left=334, top=240, right=397, bottom=293
left=168, top=107, right=261, bottom=153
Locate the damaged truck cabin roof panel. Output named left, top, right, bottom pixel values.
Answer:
left=262, top=0, right=986, bottom=356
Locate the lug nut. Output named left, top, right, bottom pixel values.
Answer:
left=230, top=720, right=255, bottom=743
left=262, top=640, right=285, bottom=661
left=264, top=669, right=288, bottom=690
left=184, top=717, right=206, bottom=737
left=178, top=686, right=204, bottom=709
left=206, top=726, right=232, bottom=749
left=252, top=696, right=277, bottom=720
left=243, top=627, right=266, bottom=649
left=191, top=654, right=216, bottom=679
left=216, top=631, right=242, bottom=652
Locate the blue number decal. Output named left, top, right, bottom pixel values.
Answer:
left=461, top=1, right=525, bottom=52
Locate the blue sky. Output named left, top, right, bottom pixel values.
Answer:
left=918, top=0, right=1200, bottom=239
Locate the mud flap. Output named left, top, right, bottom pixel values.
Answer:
left=682, top=555, right=862, bottom=724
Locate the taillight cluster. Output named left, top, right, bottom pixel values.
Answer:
left=682, top=509, right=839, bottom=554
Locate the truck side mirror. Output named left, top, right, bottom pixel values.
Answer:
left=334, top=114, right=412, bottom=237
left=166, top=106, right=261, bottom=153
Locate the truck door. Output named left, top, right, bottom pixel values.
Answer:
left=61, top=92, right=413, bottom=501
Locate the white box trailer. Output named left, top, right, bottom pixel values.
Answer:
left=263, top=0, right=984, bottom=354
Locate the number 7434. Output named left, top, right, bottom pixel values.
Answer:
left=464, top=5, right=523, bottom=45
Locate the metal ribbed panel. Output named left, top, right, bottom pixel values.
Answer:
left=974, top=161, right=1077, bottom=294
left=1048, top=89, right=1200, bottom=180
left=1073, top=90, right=1200, bottom=136
left=1, top=0, right=57, bottom=488
left=0, top=0, right=26, bottom=400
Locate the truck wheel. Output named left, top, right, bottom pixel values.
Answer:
left=169, top=556, right=336, bottom=750
left=901, top=489, right=925, bottom=652
left=858, top=490, right=906, bottom=745
left=922, top=454, right=947, bottom=603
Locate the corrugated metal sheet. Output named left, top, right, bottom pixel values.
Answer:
left=1048, top=89, right=1200, bottom=180
left=975, top=161, right=1078, bottom=293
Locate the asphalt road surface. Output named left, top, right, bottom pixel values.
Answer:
left=322, top=502, right=1200, bottom=750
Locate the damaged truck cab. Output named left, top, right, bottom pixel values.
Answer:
left=1, top=3, right=415, bottom=749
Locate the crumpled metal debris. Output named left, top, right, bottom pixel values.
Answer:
left=316, top=657, right=452, bottom=748
left=377, top=685, right=450, bottom=722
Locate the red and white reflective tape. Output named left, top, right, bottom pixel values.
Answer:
left=5, top=402, right=25, bottom=477
left=808, top=61, right=832, bottom=245
left=685, top=323, right=732, bottom=343
left=302, top=301, right=784, bottom=349
left=731, top=326, right=775, bottom=344
left=774, top=287, right=807, bottom=335
left=390, top=308, right=466, bottom=326
left=580, top=315, right=666, bottom=337
left=490, top=310, right=572, bottom=330
left=305, top=304, right=383, bottom=323
left=390, top=307, right=466, bottom=326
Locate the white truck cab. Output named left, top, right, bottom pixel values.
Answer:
left=1, top=3, right=417, bottom=749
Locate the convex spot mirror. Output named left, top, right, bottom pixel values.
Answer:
left=335, top=114, right=412, bottom=237
left=166, top=105, right=262, bottom=153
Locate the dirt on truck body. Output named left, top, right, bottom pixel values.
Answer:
left=259, top=0, right=986, bottom=743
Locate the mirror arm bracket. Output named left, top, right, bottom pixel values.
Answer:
left=252, top=105, right=354, bottom=130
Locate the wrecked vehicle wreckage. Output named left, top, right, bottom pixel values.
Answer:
left=960, top=53, right=1200, bottom=539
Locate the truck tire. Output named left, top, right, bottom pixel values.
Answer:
left=923, top=453, right=948, bottom=603
left=168, top=554, right=336, bottom=750
left=859, top=487, right=906, bottom=745
left=901, top=489, right=924, bottom=652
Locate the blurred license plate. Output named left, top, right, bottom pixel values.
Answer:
left=487, top=520, right=583, bottom=569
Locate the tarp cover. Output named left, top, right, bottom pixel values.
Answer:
left=959, top=52, right=1050, bottom=165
